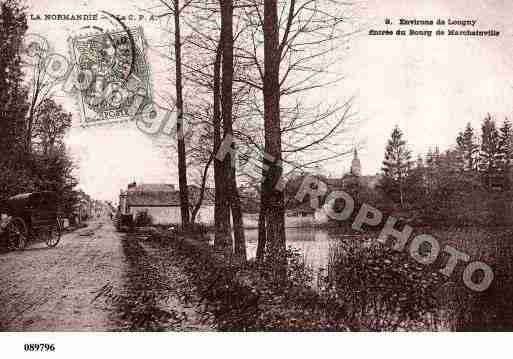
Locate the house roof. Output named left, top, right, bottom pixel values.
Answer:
left=127, top=191, right=181, bottom=206
left=127, top=183, right=175, bottom=192
left=125, top=183, right=215, bottom=207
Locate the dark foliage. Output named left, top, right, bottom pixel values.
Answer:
left=0, top=0, right=78, bottom=214
left=148, top=230, right=350, bottom=331
left=323, top=240, right=444, bottom=330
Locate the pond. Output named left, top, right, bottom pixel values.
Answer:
left=243, top=227, right=365, bottom=272
left=208, top=226, right=368, bottom=275
left=208, top=227, right=382, bottom=271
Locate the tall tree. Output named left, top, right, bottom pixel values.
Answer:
left=155, top=1, right=244, bottom=256
left=479, top=114, right=501, bottom=190
left=260, top=0, right=286, bottom=272
left=403, top=154, right=427, bottom=207
left=498, top=119, right=513, bottom=190
left=171, top=0, right=191, bottom=228
left=233, top=0, right=354, bottom=265
left=456, top=122, right=479, bottom=172
left=0, top=0, right=28, bottom=157
left=380, top=126, right=412, bottom=207
left=212, top=32, right=233, bottom=254
left=220, top=0, right=247, bottom=261
left=0, top=0, right=31, bottom=197
left=32, top=98, right=72, bottom=155
left=213, top=0, right=248, bottom=260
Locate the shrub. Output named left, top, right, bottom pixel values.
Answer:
left=322, top=240, right=444, bottom=330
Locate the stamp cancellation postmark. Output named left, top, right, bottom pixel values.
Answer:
left=69, top=26, right=151, bottom=126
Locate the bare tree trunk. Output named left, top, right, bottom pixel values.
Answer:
left=220, top=0, right=243, bottom=259
left=262, top=0, right=286, bottom=274
left=399, top=169, right=404, bottom=208
left=26, top=68, right=42, bottom=154
left=191, top=152, right=214, bottom=225
left=174, top=0, right=190, bottom=228
left=230, top=167, right=247, bottom=261
left=219, top=0, right=245, bottom=261
left=26, top=104, right=36, bottom=153
left=213, top=32, right=232, bottom=255
left=256, top=195, right=267, bottom=263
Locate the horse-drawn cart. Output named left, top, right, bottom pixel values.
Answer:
left=0, top=191, right=62, bottom=250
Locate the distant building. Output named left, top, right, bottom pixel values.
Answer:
left=119, top=183, right=215, bottom=225
left=350, top=148, right=361, bottom=176
left=72, top=192, right=93, bottom=224
left=330, top=148, right=380, bottom=190
left=286, top=148, right=380, bottom=225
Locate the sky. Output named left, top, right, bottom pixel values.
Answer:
left=23, top=0, right=513, bottom=201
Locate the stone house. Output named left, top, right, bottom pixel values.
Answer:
left=119, top=183, right=215, bottom=225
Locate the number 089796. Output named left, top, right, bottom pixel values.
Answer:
left=24, top=343, right=55, bottom=352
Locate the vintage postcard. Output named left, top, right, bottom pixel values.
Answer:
left=1, top=0, right=512, bottom=357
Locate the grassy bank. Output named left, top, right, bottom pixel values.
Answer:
left=428, top=227, right=513, bottom=330
left=321, top=225, right=513, bottom=331
left=136, top=224, right=513, bottom=331
left=147, top=228, right=351, bottom=331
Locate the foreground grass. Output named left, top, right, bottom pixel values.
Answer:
left=147, top=229, right=352, bottom=331
left=429, top=227, right=513, bottom=330
left=137, top=225, right=513, bottom=331
left=323, top=226, right=513, bottom=331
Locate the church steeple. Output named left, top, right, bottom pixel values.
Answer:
left=350, top=148, right=361, bottom=176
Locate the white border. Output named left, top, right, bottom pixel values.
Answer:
left=1, top=332, right=510, bottom=359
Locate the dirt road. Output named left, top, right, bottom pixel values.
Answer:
left=0, top=219, right=213, bottom=331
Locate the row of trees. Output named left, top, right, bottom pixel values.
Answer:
left=379, top=117, right=513, bottom=226
left=0, top=0, right=78, bottom=214
left=2, top=0, right=356, bottom=273
left=151, top=0, right=355, bottom=271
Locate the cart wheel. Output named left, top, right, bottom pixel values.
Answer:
left=6, top=217, right=28, bottom=251
left=44, top=217, right=61, bottom=248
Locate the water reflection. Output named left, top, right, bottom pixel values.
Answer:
left=244, top=228, right=358, bottom=272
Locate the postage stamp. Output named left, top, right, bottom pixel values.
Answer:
left=69, top=26, right=152, bottom=126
